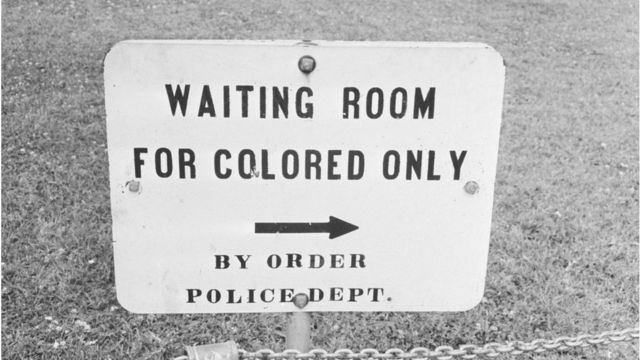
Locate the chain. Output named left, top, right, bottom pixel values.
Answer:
left=237, top=328, right=639, bottom=360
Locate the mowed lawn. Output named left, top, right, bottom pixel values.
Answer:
left=2, top=1, right=638, bottom=359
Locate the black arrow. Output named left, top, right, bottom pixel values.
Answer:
left=255, top=216, right=359, bottom=239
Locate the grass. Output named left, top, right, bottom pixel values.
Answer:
left=2, top=0, right=638, bottom=359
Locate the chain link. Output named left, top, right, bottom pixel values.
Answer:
left=238, top=328, right=639, bottom=360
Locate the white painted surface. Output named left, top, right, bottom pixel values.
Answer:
left=104, top=40, right=504, bottom=313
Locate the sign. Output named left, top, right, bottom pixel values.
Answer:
left=104, top=40, right=505, bottom=313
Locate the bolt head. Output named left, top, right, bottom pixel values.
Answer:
left=127, top=180, right=140, bottom=193
left=293, top=293, right=309, bottom=309
left=464, top=181, right=479, bottom=195
left=298, top=55, right=316, bottom=74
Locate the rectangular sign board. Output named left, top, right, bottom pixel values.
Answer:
left=104, top=40, right=504, bottom=313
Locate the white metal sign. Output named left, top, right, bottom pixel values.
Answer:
left=104, top=40, right=504, bottom=313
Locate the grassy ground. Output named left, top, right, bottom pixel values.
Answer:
left=2, top=0, right=638, bottom=359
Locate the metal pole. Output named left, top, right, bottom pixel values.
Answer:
left=286, top=294, right=311, bottom=351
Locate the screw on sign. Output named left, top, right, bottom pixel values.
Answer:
left=464, top=181, right=479, bottom=195
left=298, top=55, right=316, bottom=74
left=126, top=180, right=140, bottom=193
